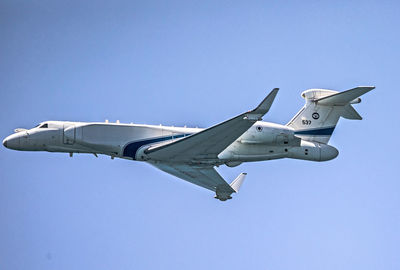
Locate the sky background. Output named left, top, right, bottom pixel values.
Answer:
left=1, top=1, right=399, bottom=269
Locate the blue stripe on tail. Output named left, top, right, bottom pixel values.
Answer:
left=294, top=126, right=335, bottom=136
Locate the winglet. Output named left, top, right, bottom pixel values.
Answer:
left=215, top=172, right=247, bottom=201
left=230, top=173, right=247, bottom=193
left=246, top=88, right=279, bottom=120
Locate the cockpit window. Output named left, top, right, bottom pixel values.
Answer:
left=39, top=123, right=48, bottom=128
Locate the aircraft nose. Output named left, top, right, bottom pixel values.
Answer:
left=3, top=134, right=21, bottom=150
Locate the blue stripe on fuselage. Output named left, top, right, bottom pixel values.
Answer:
left=294, top=126, right=335, bottom=136
left=123, top=134, right=191, bottom=159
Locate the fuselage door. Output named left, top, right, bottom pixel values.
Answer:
left=63, top=124, right=75, bottom=144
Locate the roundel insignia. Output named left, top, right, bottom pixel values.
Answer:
left=312, top=112, right=320, bottom=120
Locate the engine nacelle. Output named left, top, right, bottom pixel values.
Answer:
left=239, top=122, right=299, bottom=146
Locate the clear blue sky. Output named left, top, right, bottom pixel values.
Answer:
left=1, top=1, right=399, bottom=269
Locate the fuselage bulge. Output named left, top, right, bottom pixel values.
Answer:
left=3, top=86, right=373, bottom=201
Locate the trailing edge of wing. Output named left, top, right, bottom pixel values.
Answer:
left=145, top=88, right=279, bottom=162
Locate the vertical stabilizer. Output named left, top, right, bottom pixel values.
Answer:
left=287, top=86, right=374, bottom=144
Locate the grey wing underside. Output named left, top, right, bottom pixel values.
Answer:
left=149, top=162, right=246, bottom=201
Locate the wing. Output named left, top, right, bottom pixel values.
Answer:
left=149, top=162, right=246, bottom=201
left=145, top=88, right=279, bottom=162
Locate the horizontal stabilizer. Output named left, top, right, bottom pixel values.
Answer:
left=341, top=104, right=362, bottom=120
left=316, top=86, right=375, bottom=106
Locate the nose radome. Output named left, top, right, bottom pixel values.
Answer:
left=3, top=134, right=21, bottom=150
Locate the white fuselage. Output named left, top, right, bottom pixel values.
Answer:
left=3, top=120, right=338, bottom=165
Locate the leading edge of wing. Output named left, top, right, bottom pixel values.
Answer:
left=145, top=88, right=279, bottom=161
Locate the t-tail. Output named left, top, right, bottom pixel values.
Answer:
left=287, top=86, right=375, bottom=144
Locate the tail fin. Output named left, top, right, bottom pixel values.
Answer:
left=287, top=86, right=374, bottom=144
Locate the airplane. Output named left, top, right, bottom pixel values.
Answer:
left=3, top=86, right=374, bottom=201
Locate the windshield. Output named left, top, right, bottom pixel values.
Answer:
left=34, top=123, right=48, bottom=128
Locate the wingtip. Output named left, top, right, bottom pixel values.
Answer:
left=251, top=88, right=279, bottom=116
left=270, top=88, right=279, bottom=96
left=230, top=172, right=247, bottom=193
left=271, top=88, right=279, bottom=95
left=358, top=86, right=375, bottom=90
